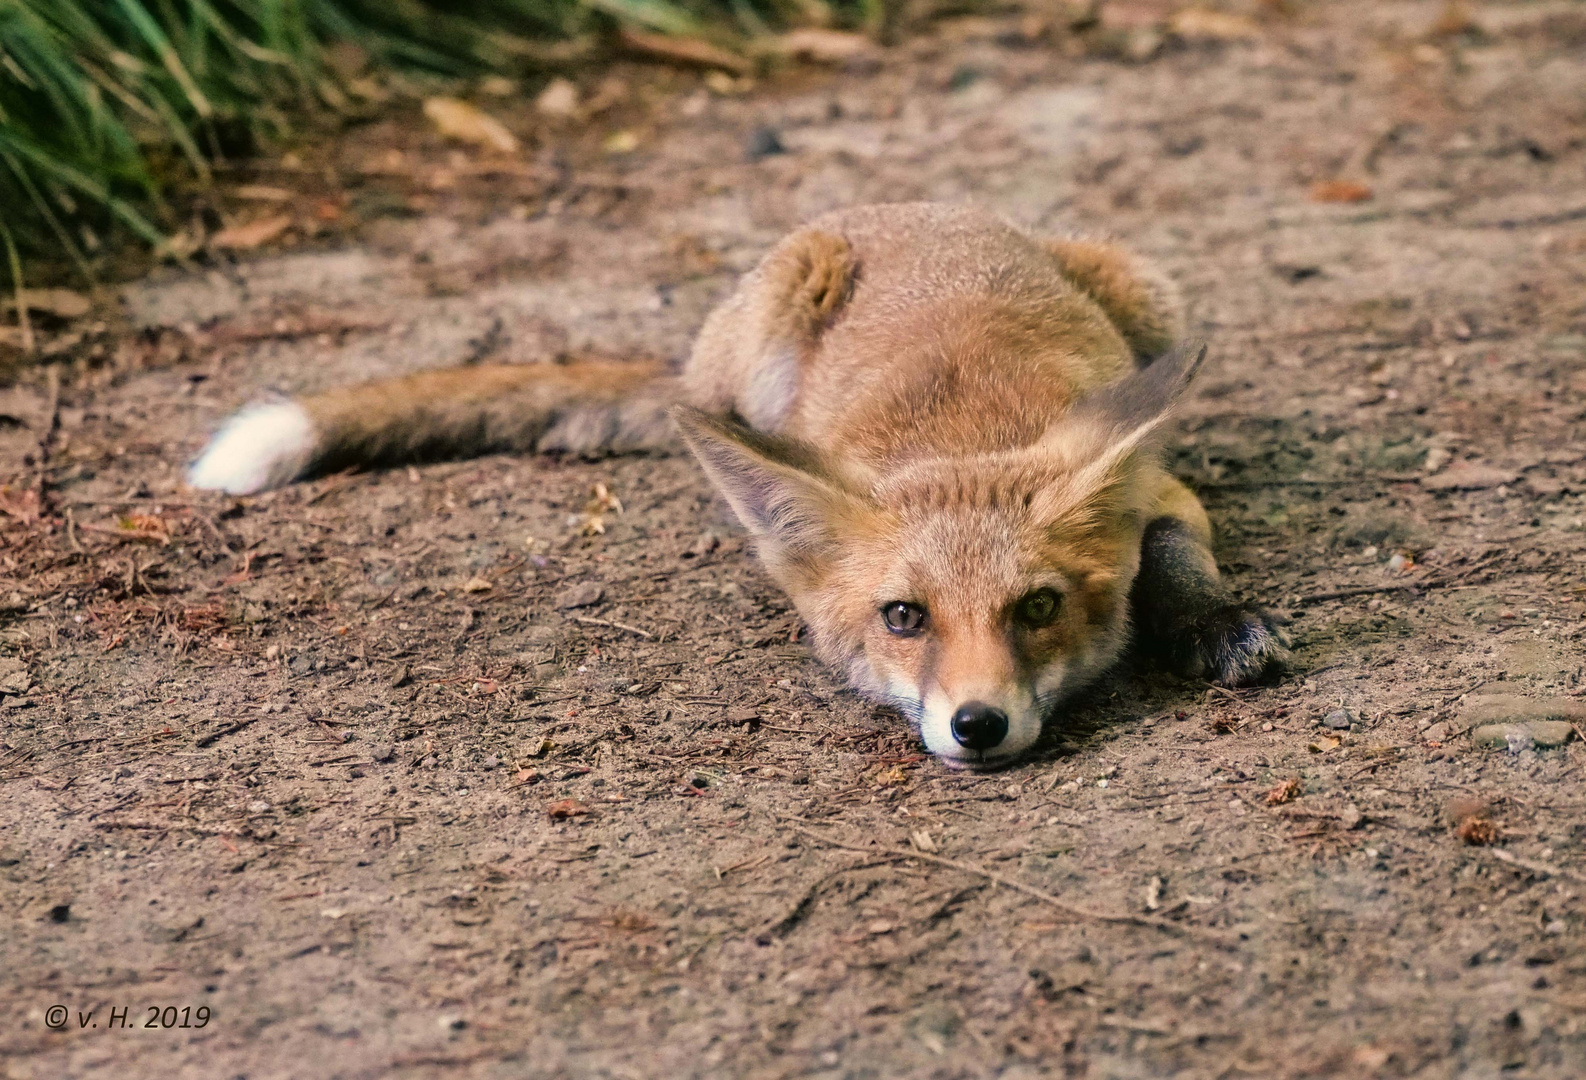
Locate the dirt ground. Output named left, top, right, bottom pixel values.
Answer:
left=4, top=2, right=1586, bottom=1077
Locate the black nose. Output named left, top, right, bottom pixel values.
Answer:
left=950, top=702, right=1009, bottom=751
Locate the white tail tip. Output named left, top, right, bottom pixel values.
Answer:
left=188, top=401, right=316, bottom=495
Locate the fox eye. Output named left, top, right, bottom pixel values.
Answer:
left=880, top=601, right=927, bottom=636
left=1014, top=588, right=1062, bottom=628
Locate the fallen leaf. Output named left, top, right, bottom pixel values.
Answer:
left=4, top=288, right=91, bottom=319
left=1307, top=734, right=1342, bottom=753
left=704, top=70, right=743, bottom=95
left=211, top=215, right=293, bottom=250
left=1310, top=180, right=1373, bottom=204
left=117, top=513, right=170, bottom=543
left=586, top=482, right=623, bottom=516
left=1455, top=815, right=1498, bottom=845
left=547, top=798, right=590, bottom=820
left=232, top=184, right=295, bottom=202
left=1430, top=3, right=1481, bottom=38
left=910, top=829, right=938, bottom=853
left=583, top=76, right=630, bottom=116
left=535, top=77, right=580, bottom=118
left=1169, top=8, right=1261, bottom=41
left=422, top=97, right=520, bottom=154
left=773, top=29, right=877, bottom=63
left=1351, top=1045, right=1392, bottom=1070
left=603, top=130, right=640, bottom=154
left=618, top=28, right=752, bottom=74
left=1265, top=776, right=1303, bottom=805
left=462, top=575, right=493, bottom=593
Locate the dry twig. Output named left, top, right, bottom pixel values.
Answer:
left=780, top=821, right=1237, bottom=949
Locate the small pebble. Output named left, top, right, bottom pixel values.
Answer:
left=745, top=127, right=786, bottom=162
left=555, top=582, right=604, bottom=609
left=1323, top=708, right=1357, bottom=730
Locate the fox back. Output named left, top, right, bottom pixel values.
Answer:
left=673, top=204, right=1203, bottom=766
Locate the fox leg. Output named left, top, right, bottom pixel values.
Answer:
left=1131, top=474, right=1288, bottom=685
left=1042, top=238, right=1183, bottom=364
left=682, top=228, right=854, bottom=431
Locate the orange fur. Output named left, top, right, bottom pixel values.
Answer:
left=303, top=358, right=675, bottom=469
left=674, top=204, right=1279, bottom=765
left=191, top=202, right=1282, bottom=767
left=1042, top=238, right=1184, bottom=362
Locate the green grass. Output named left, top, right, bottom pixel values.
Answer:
left=0, top=0, right=876, bottom=291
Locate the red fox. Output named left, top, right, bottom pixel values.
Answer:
left=189, top=203, right=1285, bottom=767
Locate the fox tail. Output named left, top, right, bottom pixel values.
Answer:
left=186, top=359, right=678, bottom=495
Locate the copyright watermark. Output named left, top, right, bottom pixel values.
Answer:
left=42, top=1004, right=211, bottom=1030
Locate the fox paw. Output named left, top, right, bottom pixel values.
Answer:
left=1185, top=606, right=1290, bottom=686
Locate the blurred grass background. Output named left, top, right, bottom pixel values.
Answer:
left=0, top=0, right=882, bottom=289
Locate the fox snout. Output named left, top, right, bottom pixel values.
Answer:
left=901, top=624, right=1048, bottom=767
left=949, top=702, right=1009, bottom=750
left=916, top=669, right=1048, bottom=769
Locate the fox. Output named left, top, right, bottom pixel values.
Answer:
left=187, top=203, right=1286, bottom=768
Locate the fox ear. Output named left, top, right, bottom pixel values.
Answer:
left=1074, top=339, right=1206, bottom=445
left=1034, top=341, right=1206, bottom=527
left=672, top=407, right=860, bottom=559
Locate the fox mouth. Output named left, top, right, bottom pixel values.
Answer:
left=935, top=747, right=1026, bottom=771
left=919, top=719, right=1041, bottom=770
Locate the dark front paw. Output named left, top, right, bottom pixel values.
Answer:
left=1180, top=606, right=1290, bottom=686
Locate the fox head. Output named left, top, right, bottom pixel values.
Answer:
left=675, top=342, right=1204, bottom=768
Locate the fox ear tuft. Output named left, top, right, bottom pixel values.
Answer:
left=672, top=406, right=858, bottom=559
